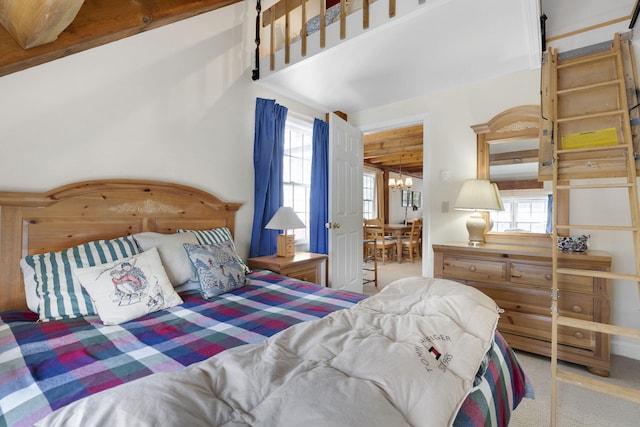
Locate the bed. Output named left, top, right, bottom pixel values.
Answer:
left=0, top=179, right=532, bottom=426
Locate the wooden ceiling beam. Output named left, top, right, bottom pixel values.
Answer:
left=363, top=124, right=423, bottom=143
left=364, top=136, right=422, bottom=150
left=490, top=149, right=539, bottom=166
left=0, top=0, right=242, bottom=78
left=364, top=142, right=422, bottom=157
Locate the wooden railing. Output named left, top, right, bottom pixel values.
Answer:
left=259, top=0, right=396, bottom=73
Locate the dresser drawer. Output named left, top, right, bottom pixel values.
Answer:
left=498, top=311, right=595, bottom=350
left=442, top=256, right=507, bottom=282
left=470, top=283, right=593, bottom=320
left=510, top=262, right=594, bottom=293
left=509, top=262, right=552, bottom=287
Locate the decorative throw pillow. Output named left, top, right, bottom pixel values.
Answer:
left=133, top=231, right=199, bottom=286
left=74, top=247, right=183, bottom=325
left=23, top=235, right=140, bottom=321
left=183, top=242, right=247, bottom=299
left=557, top=234, right=589, bottom=252
left=177, top=227, right=250, bottom=273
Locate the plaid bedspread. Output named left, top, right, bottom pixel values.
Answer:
left=0, top=271, right=530, bottom=427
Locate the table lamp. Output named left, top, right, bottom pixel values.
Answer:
left=265, top=206, right=306, bottom=257
left=454, top=179, right=504, bottom=247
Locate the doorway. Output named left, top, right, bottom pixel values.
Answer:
left=359, top=114, right=429, bottom=286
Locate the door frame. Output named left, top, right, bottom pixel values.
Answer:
left=358, top=113, right=430, bottom=277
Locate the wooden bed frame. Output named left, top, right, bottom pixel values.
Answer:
left=0, top=179, right=242, bottom=313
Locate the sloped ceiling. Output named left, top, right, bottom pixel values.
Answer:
left=258, top=0, right=541, bottom=114
left=260, top=0, right=637, bottom=178
left=258, top=0, right=638, bottom=115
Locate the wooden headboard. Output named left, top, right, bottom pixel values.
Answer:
left=0, top=179, right=242, bottom=312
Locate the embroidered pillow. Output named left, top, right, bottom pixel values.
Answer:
left=177, top=227, right=250, bottom=273
left=133, top=231, right=199, bottom=286
left=74, top=248, right=183, bottom=325
left=183, top=242, right=247, bottom=299
left=23, top=235, right=140, bottom=322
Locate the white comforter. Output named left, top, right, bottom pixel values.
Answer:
left=38, top=277, right=499, bottom=427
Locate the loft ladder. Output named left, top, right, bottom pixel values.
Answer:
left=543, top=33, right=640, bottom=426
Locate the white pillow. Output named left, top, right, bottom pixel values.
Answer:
left=133, top=231, right=198, bottom=286
left=19, top=258, right=40, bottom=313
left=74, top=248, right=183, bottom=325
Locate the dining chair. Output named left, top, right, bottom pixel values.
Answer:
left=362, top=222, right=378, bottom=287
left=401, top=218, right=422, bottom=263
left=364, top=219, right=396, bottom=264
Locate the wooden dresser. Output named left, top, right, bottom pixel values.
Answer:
left=433, top=243, right=612, bottom=376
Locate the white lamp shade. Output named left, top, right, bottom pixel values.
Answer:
left=388, top=178, right=397, bottom=186
left=454, top=179, right=503, bottom=211
left=404, top=177, right=413, bottom=187
left=265, top=206, right=306, bottom=231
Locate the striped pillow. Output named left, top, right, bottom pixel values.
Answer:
left=24, top=236, right=140, bottom=322
left=177, top=227, right=249, bottom=273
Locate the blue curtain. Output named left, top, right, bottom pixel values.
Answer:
left=546, top=194, right=553, bottom=234
left=309, top=118, right=329, bottom=254
left=249, top=98, right=288, bottom=257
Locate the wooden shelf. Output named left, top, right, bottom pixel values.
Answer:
left=0, top=0, right=241, bottom=78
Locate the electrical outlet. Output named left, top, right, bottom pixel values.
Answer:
left=442, top=201, right=449, bottom=213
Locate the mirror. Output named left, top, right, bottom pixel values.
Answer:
left=472, top=105, right=559, bottom=246
left=489, top=137, right=539, bottom=186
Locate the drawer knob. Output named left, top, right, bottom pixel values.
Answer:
left=572, top=305, right=583, bottom=313
left=574, top=331, right=584, bottom=339
left=468, top=266, right=477, bottom=272
left=545, top=274, right=552, bottom=280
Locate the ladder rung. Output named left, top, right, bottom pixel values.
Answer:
left=556, top=267, right=640, bottom=282
left=555, top=224, right=638, bottom=231
left=556, top=144, right=628, bottom=155
left=556, top=315, right=640, bottom=340
left=556, top=79, right=623, bottom=95
left=557, top=51, right=616, bottom=68
left=555, top=370, right=640, bottom=404
left=557, top=109, right=625, bottom=123
left=556, top=182, right=634, bottom=190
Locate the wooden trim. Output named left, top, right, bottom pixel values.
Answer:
left=0, top=0, right=243, bottom=78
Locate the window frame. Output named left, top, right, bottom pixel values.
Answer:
left=282, top=116, right=314, bottom=250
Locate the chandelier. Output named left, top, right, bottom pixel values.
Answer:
left=388, top=157, right=413, bottom=191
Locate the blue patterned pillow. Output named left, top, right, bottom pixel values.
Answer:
left=24, top=235, right=140, bottom=321
left=183, top=242, right=247, bottom=299
left=177, top=227, right=250, bottom=273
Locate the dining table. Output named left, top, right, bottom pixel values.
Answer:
left=384, top=223, right=412, bottom=263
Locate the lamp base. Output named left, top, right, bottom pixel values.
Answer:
left=466, top=212, right=486, bottom=247
left=276, top=234, right=295, bottom=257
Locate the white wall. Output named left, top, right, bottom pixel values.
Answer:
left=351, top=68, right=541, bottom=274
left=0, top=3, right=324, bottom=260
left=387, top=173, right=424, bottom=224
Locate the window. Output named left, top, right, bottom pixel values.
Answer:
left=283, top=116, right=313, bottom=249
left=363, top=172, right=376, bottom=219
left=490, top=193, right=550, bottom=233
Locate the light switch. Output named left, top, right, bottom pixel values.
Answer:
left=440, top=170, right=450, bottom=182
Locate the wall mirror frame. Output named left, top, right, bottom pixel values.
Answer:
left=472, top=105, right=567, bottom=247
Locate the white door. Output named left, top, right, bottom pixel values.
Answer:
left=328, top=113, right=363, bottom=293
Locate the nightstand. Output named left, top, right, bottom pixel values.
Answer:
left=247, top=252, right=328, bottom=286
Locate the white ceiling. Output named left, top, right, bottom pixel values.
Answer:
left=257, top=0, right=637, bottom=114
